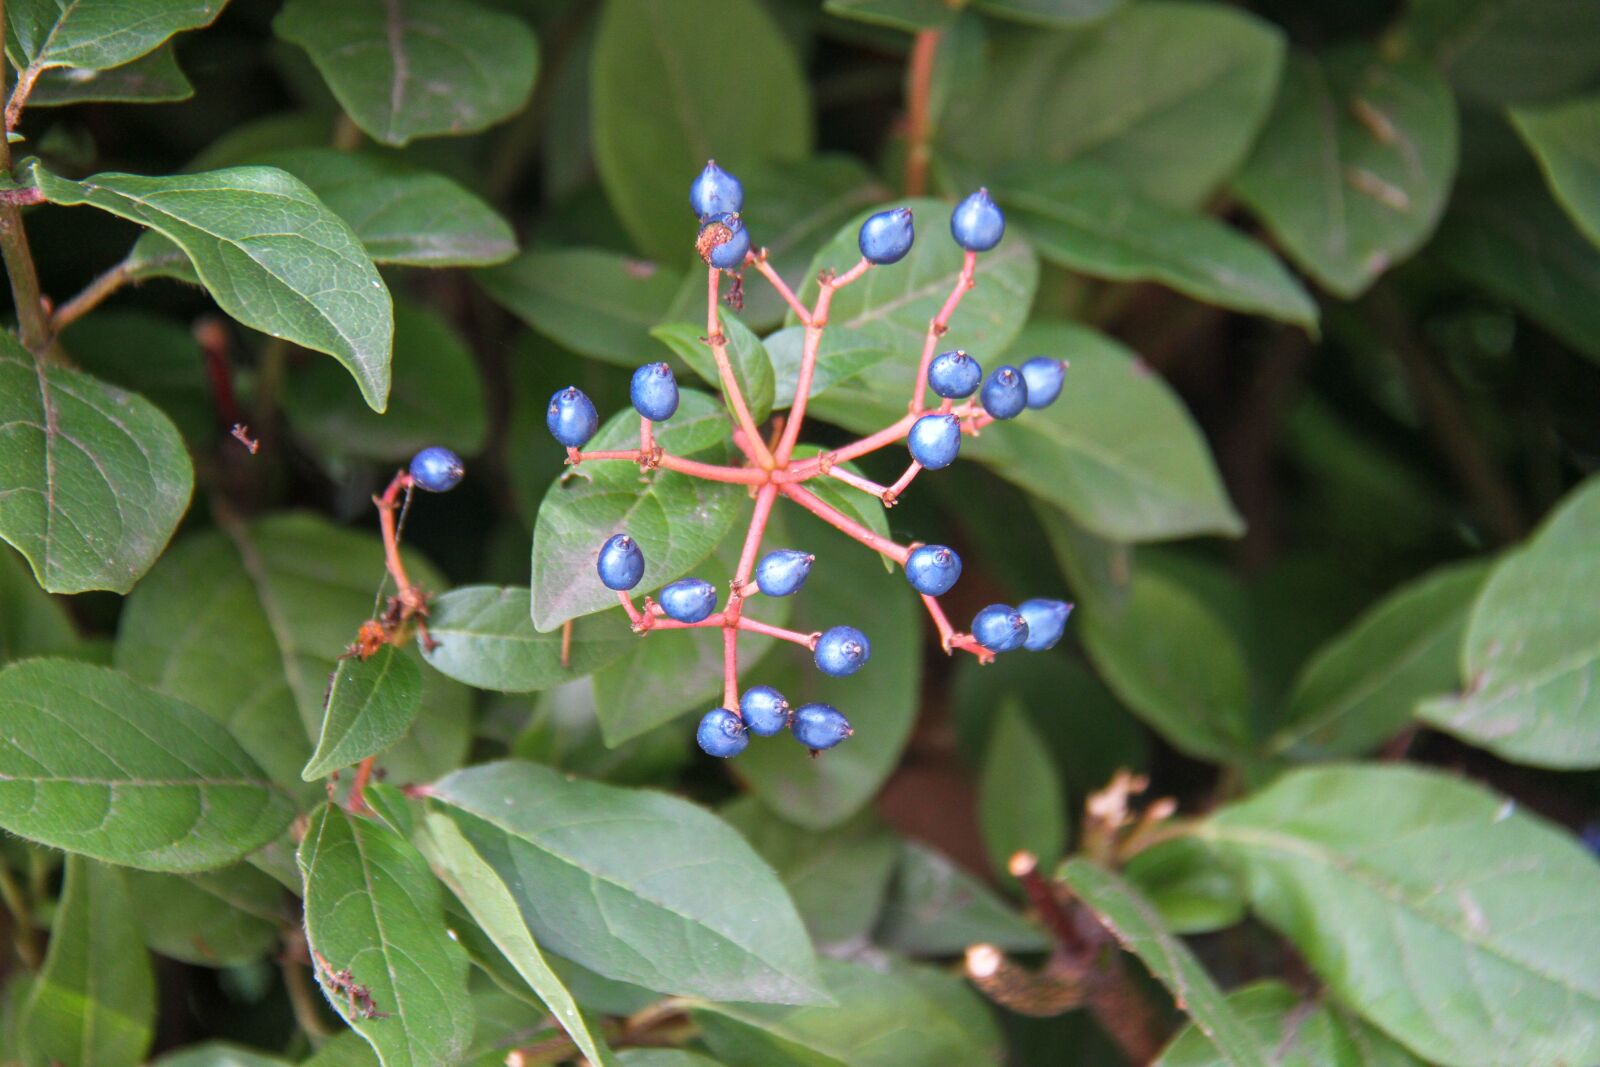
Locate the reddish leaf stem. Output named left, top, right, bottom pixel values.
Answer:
left=904, top=29, right=941, bottom=197
left=780, top=483, right=911, bottom=565
left=707, top=266, right=776, bottom=469
left=912, top=250, right=978, bottom=414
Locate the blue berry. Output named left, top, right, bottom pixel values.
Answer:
left=596, top=533, right=645, bottom=591
left=792, top=703, right=852, bottom=751
left=740, top=685, right=790, bottom=737
left=697, top=708, right=749, bottom=758
left=858, top=207, right=914, bottom=265
left=950, top=188, right=1005, bottom=252
left=908, top=413, right=961, bottom=470
left=756, top=549, right=814, bottom=597
left=1020, top=357, right=1067, bottom=409
left=659, top=578, right=718, bottom=623
left=815, top=625, right=870, bottom=676
left=972, top=604, right=1029, bottom=653
left=698, top=213, right=750, bottom=270
left=547, top=386, right=599, bottom=448
left=1019, top=598, right=1073, bottom=651
left=904, top=544, right=962, bottom=597
left=980, top=366, right=1029, bottom=420
left=928, top=350, right=982, bottom=399
left=409, top=446, right=464, bottom=492
left=630, top=362, right=680, bottom=422
left=690, top=160, right=743, bottom=219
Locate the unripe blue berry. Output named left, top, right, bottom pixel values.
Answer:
left=409, top=446, right=464, bottom=492
left=907, top=413, right=962, bottom=470
left=858, top=207, right=914, bottom=265
left=1019, top=598, right=1073, bottom=651
left=659, top=578, right=718, bottom=623
left=697, top=707, right=748, bottom=758
left=740, top=685, right=790, bottom=737
left=815, top=625, right=871, bottom=676
left=791, top=703, right=853, bottom=751
left=928, top=350, right=982, bottom=399
left=950, top=188, right=1006, bottom=252
left=596, top=533, right=645, bottom=591
left=698, top=213, right=750, bottom=270
left=547, top=386, right=599, bottom=448
left=1020, top=357, right=1067, bottom=409
left=904, top=544, right=962, bottom=597
left=972, top=603, right=1029, bottom=653
left=690, top=160, right=743, bottom=219
left=980, top=366, right=1029, bottom=420
left=630, top=362, right=680, bottom=422
left=756, top=549, right=814, bottom=597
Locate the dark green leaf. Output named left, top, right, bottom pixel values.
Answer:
left=979, top=701, right=1066, bottom=877
left=152, top=1044, right=295, bottom=1067
left=653, top=310, right=775, bottom=424
left=423, top=586, right=635, bottom=692
left=973, top=0, right=1121, bottom=27
left=30, top=44, right=191, bottom=107
left=821, top=0, right=956, bottom=32
left=6, top=0, right=222, bottom=73
left=1155, top=980, right=1426, bottom=1067
left=64, top=310, right=213, bottom=446
left=1510, top=95, right=1600, bottom=250
left=303, top=645, right=423, bottom=781
left=875, top=841, right=1049, bottom=956
left=0, top=545, right=78, bottom=663
left=1123, top=838, right=1245, bottom=936
left=1399, top=0, right=1600, bottom=105
left=124, top=864, right=286, bottom=966
left=764, top=326, right=893, bottom=410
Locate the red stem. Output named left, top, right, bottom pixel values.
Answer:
left=774, top=257, right=871, bottom=465
left=911, top=250, right=977, bottom=414
left=780, top=484, right=911, bottom=565
left=736, top=616, right=819, bottom=647
left=707, top=267, right=776, bottom=469
left=904, top=29, right=941, bottom=197
left=722, top=627, right=739, bottom=710
left=747, top=252, right=811, bottom=324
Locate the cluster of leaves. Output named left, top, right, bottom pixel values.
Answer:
left=1, top=1, right=1599, bottom=1066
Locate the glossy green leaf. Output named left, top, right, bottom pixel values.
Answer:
left=0, top=338, right=193, bottom=595
left=1419, top=476, right=1600, bottom=767
left=423, top=585, right=635, bottom=692
left=1400, top=0, right=1600, bottom=104
left=124, top=864, right=286, bottom=966
left=875, top=841, right=1049, bottom=956
left=653, top=310, right=775, bottom=424
left=821, top=0, right=956, bottom=32
left=299, top=804, right=474, bottom=1067
left=1155, top=980, right=1426, bottom=1067
left=30, top=44, right=191, bottom=107
left=973, top=0, right=1121, bottom=26
left=0, top=659, right=295, bottom=871
left=1124, top=837, right=1246, bottom=936
left=979, top=701, right=1066, bottom=877
left=0, top=545, right=78, bottom=663
left=303, top=645, right=422, bottom=780
left=429, top=760, right=828, bottom=1004
left=64, top=310, right=213, bottom=446
left=274, top=0, right=537, bottom=146
left=6, top=0, right=222, bottom=73
left=592, top=0, right=810, bottom=262
left=1233, top=47, right=1458, bottom=299
left=764, top=326, right=893, bottom=410
left=16, top=856, right=154, bottom=1067
left=1511, top=95, right=1600, bottom=251
left=1201, top=764, right=1600, bottom=1067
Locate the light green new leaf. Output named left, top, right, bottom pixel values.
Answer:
left=429, top=760, right=829, bottom=1004
left=875, top=841, right=1049, bottom=956
left=124, top=865, right=286, bottom=966
left=1400, top=0, right=1600, bottom=105
left=6, top=0, right=222, bottom=73
left=0, top=546, right=78, bottom=663
left=17, top=857, right=154, bottom=1067
left=1201, top=764, right=1600, bottom=1067
left=979, top=701, right=1066, bottom=877
left=30, top=44, right=191, bottom=107
left=274, top=0, right=538, bottom=146
left=653, top=310, right=775, bottom=424
left=299, top=804, right=474, bottom=1067
left=1511, top=95, right=1600, bottom=251
left=1155, top=980, right=1425, bottom=1067
left=1420, top=476, right=1600, bottom=767
left=423, top=585, right=634, bottom=692
left=0, top=659, right=295, bottom=871
left=303, top=645, right=422, bottom=780
left=29, top=163, right=394, bottom=411
left=1233, top=47, right=1458, bottom=299
left=0, top=338, right=193, bottom=595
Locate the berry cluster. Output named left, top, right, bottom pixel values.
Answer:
left=547, top=161, right=1073, bottom=759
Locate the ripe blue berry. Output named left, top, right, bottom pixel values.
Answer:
left=409, top=446, right=464, bottom=492
left=904, top=544, right=962, bottom=597
left=928, top=350, right=982, bottom=399
left=858, top=207, right=914, bottom=265
left=1020, top=357, right=1067, bottom=409
left=690, top=160, right=743, bottom=219
left=792, top=703, right=853, bottom=751
left=630, top=362, right=680, bottom=422
left=697, top=708, right=748, bottom=758
left=1019, top=598, right=1073, bottom=651
left=596, top=533, right=645, bottom=591
left=659, top=578, right=718, bottom=623
left=815, top=625, right=870, bottom=676
left=972, top=604, right=1029, bottom=653
left=907, top=413, right=961, bottom=470
left=756, top=549, right=814, bottom=597
left=698, top=213, right=750, bottom=270
left=547, top=386, right=599, bottom=448
left=980, top=366, right=1029, bottom=420
left=740, top=685, right=790, bottom=737
left=950, top=188, right=1006, bottom=252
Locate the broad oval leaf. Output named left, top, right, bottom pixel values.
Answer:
left=6, top=0, right=223, bottom=73
left=422, top=585, right=635, bottom=691
left=974, top=0, right=1122, bottom=27
left=1155, top=980, right=1426, bottom=1067
left=764, top=326, right=893, bottom=410
left=1510, top=94, right=1600, bottom=251
left=0, top=659, right=296, bottom=872
left=979, top=701, right=1066, bottom=877
left=821, top=0, right=957, bottom=32
left=30, top=44, right=192, bottom=107
left=124, top=864, right=287, bottom=967
left=653, top=310, right=775, bottom=424
left=1124, top=837, right=1246, bottom=936
left=64, top=310, right=213, bottom=446
left=875, top=841, right=1050, bottom=957
left=0, top=546, right=78, bottom=663
left=152, top=1045, right=295, bottom=1067
left=302, top=645, right=423, bottom=781
left=1400, top=0, right=1600, bottom=105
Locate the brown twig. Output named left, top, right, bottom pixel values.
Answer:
left=903, top=29, right=941, bottom=196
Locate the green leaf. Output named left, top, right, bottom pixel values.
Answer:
left=617, top=1053, right=726, bottom=1067
left=979, top=701, right=1066, bottom=877
left=124, top=865, right=286, bottom=966
left=0, top=546, right=78, bottom=663
left=6, top=0, right=222, bottom=73
left=1419, top=476, right=1600, bottom=767
left=0, top=659, right=295, bottom=871
left=821, top=0, right=957, bottom=32
left=1200, top=764, right=1600, bottom=1067
left=299, top=803, right=474, bottom=1067
left=996, top=162, right=1316, bottom=327
left=16, top=856, right=154, bottom=1067
left=592, top=0, right=810, bottom=262
left=423, top=585, right=635, bottom=692
left=973, top=0, right=1121, bottom=27
left=1059, top=859, right=1270, bottom=1067
left=1272, top=559, right=1490, bottom=759
left=30, top=163, right=395, bottom=412
left=152, top=1044, right=296, bottom=1067
left=940, top=2, right=1284, bottom=207
left=274, top=0, right=538, bottom=146
left=0, top=338, right=193, bottom=595
left=1124, top=838, right=1246, bottom=936
left=1399, top=0, right=1600, bottom=105
left=1233, top=47, right=1458, bottom=299
left=764, top=326, right=893, bottom=410
left=303, top=645, right=422, bottom=781
left=875, top=841, right=1049, bottom=956
left=429, top=760, right=828, bottom=1004
left=1510, top=95, right=1600, bottom=251
left=64, top=310, right=213, bottom=446
left=30, top=44, right=191, bottom=107
left=653, top=310, right=775, bottom=424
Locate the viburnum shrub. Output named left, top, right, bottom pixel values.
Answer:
left=1, top=2, right=1599, bottom=1067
